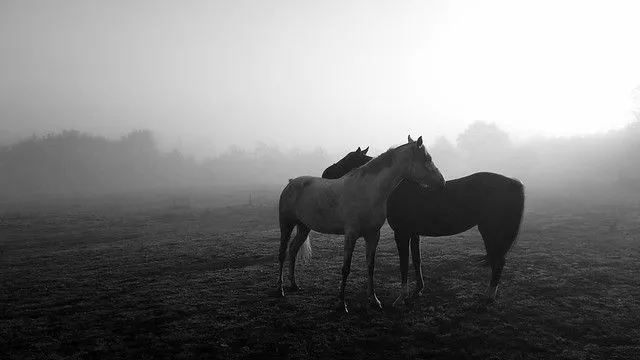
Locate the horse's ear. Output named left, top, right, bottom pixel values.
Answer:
left=362, top=146, right=369, bottom=155
left=417, top=136, right=423, bottom=147
left=408, top=135, right=414, bottom=143
left=356, top=147, right=361, bottom=153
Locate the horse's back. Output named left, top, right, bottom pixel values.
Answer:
left=280, top=176, right=316, bottom=217
left=287, top=175, right=316, bottom=187
left=387, top=172, right=524, bottom=236
left=437, top=172, right=523, bottom=212
left=441, top=172, right=524, bottom=233
left=387, top=180, right=476, bottom=235
left=454, top=172, right=523, bottom=190
left=279, top=176, right=346, bottom=232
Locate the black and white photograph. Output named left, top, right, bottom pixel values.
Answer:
left=1, top=1, right=640, bottom=359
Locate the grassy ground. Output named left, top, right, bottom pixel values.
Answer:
left=1, top=189, right=640, bottom=359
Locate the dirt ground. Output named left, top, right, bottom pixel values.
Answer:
left=1, top=189, right=640, bottom=359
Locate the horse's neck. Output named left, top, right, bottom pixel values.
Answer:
left=367, top=160, right=407, bottom=205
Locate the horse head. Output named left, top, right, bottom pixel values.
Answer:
left=402, top=135, right=445, bottom=190
left=322, top=146, right=372, bottom=179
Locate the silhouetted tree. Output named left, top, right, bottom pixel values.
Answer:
left=457, top=121, right=511, bottom=172
left=3, top=123, right=639, bottom=198
left=429, top=136, right=465, bottom=178
left=0, top=129, right=222, bottom=196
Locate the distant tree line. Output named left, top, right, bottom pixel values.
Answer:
left=430, top=120, right=640, bottom=193
left=0, top=130, right=331, bottom=197
left=1, top=121, right=639, bottom=198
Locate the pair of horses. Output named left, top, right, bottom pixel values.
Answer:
left=277, top=136, right=525, bottom=313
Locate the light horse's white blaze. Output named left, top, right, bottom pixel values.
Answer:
left=277, top=136, right=445, bottom=313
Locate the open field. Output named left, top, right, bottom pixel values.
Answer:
left=2, top=188, right=640, bottom=359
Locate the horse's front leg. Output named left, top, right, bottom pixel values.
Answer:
left=337, top=231, right=358, bottom=314
left=364, top=229, right=382, bottom=310
left=410, top=234, right=425, bottom=297
left=392, top=231, right=410, bottom=308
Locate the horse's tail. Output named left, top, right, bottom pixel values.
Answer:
left=295, top=234, right=312, bottom=264
left=505, top=179, right=525, bottom=254
left=476, top=179, right=525, bottom=267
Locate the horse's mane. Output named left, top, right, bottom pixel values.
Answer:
left=348, top=143, right=411, bottom=178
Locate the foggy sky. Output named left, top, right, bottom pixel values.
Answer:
left=2, top=0, right=640, bottom=157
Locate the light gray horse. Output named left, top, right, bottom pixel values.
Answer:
left=277, top=136, right=445, bottom=313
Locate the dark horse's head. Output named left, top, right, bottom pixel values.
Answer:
left=322, top=147, right=372, bottom=179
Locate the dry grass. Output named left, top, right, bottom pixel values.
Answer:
left=1, top=191, right=640, bottom=359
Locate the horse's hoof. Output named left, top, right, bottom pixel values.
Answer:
left=369, top=295, right=383, bottom=311
left=479, top=291, right=496, bottom=304
left=483, top=296, right=496, bottom=305
left=270, top=288, right=285, bottom=298
left=335, top=300, right=348, bottom=314
left=392, top=296, right=406, bottom=309
left=288, top=284, right=300, bottom=292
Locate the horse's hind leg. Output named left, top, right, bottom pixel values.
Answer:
left=337, top=231, right=358, bottom=314
left=410, top=234, right=425, bottom=297
left=277, top=219, right=295, bottom=297
left=288, top=223, right=311, bottom=292
left=487, top=258, right=505, bottom=300
left=478, top=224, right=506, bottom=301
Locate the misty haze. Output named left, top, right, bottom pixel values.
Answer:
left=2, top=1, right=640, bottom=359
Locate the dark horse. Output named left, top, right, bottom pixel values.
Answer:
left=323, top=144, right=525, bottom=306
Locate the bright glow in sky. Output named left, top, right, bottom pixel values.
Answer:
left=1, top=0, right=639, bottom=156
